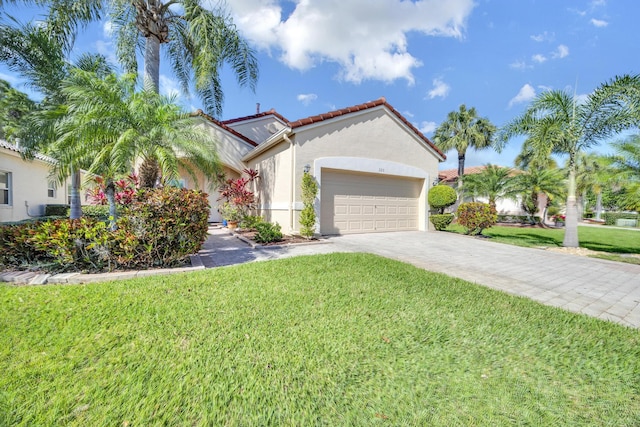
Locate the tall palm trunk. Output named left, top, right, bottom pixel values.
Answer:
left=457, top=153, right=465, bottom=178
left=69, top=168, right=82, bottom=219
left=563, top=167, right=579, bottom=247
left=144, top=36, right=160, bottom=92
left=595, top=192, right=603, bottom=221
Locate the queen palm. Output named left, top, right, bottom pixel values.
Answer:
left=609, top=136, right=640, bottom=211
left=433, top=104, right=497, bottom=180
left=53, top=69, right=220, bottom=229
left=461, top=164, right=516, bottom=209
left=512, top=167, right=565, bottom=224
left=499, top=75, right=640, bottom=247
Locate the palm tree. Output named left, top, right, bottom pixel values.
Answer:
left=461, top=164, right=517, bottom=209
left=2, top=0, right=259, bottom=117
left=609, top=136, right=640, bottom=211
left=433, top=104, right=497, bottom=180
left=512, top=167, right=565, bottom=224
left=0, top=79, right=35, bottom=141
left=53, top=69, right=221, bottom=229
left=499, top=75, right=640, bottom=247
left=575, top=152, right=612, bottom=221
left=0, top=17, right=113, bottom=218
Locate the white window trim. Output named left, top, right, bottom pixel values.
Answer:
left=0, top=170, right=12, bottom=206
left=47, top=180, right=57, bottom=198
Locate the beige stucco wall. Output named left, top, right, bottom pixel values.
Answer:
left=195, top=119, right=255, bottom=173
left=226, top=115, right=287, bottom=145
left=0, top=148, right=70, bottom=222
left=243, top=141, right=293, bottom=230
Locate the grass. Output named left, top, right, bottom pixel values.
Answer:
left=447, top=224, right=640, bottom=254
left=2, top=253, right=639, bottom=426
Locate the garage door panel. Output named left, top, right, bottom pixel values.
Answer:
left=321, top=169, right=422, bottom=235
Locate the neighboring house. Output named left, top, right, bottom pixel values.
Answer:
left=0, top=140, right=72, bottom=222
left=190, top=97, right=446, bottom=234
left=437, top=166, right=548, bottom=217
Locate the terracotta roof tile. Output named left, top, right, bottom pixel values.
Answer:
left=0, top=139, right=57, bottom=164
left=438, top=165, right=516, bottom=183
left=287, top=97, right=445, bottom=159
left=191, top=110, right=258, bottom=147
left=221, top=109, right=289, bottom=125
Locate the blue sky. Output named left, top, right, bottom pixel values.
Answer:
left=1, top=0, right=638, bottom=170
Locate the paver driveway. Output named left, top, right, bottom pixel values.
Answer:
left=201, top=227, right=640, bottom=328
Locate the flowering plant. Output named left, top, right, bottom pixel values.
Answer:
left=87, top=174, right=139, bottom=206
left=552, top=214, right=566, bottom=222
left=217, top=168, right=259, bottom=220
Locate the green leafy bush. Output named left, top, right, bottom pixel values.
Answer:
left=299, top=171, right=319, bottom=239
left=457, top=202, right=497, bottom=235
left=254, top=222, right=283, bottom=244
left=429, top=213, right=454, bottom=231
left=81, top=205, right=114, bottom=222
left=112, top=187, right=210, bottom=268
left=45, top=204, right=69, bottom=216
left=0, top=188, right=210, bottom=272
left=240, top=215, right=263, bottom=230
left=428, top=185, right=457, bottom=213
left=497, top=215, right=540, bottom=224
left=603, top=212, right=638, bottom=226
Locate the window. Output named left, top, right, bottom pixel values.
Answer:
left=0, top=171, right=11, bottom=205
left=48, top=180, right=57, bottom=198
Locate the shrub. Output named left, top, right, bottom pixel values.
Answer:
left=81, top=205, right=116, bottom=222
left=299, top=171, right=318, bottom=239
left=112, top=187, right=210, bottom=268
left=603, top=212, right=639, bottom=226
left=254, top=222, right=283, bottom=244
left=428, top=185, right=457, bottom=213
left=240, top=215, right=263, bottom=230
left=456, top=202, right=497, bottom=235
left=429, top=213, right=454, bottom=231
left=0, top=188, right=210, bottom=272
left=497, top=215, right=540, bottom=224
left=45, top=204, right=70, bottom=216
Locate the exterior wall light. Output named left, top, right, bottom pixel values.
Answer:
left=303, top=164, right=311, bottom=174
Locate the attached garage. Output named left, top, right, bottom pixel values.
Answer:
left=320, top=169, right=423, bottom=235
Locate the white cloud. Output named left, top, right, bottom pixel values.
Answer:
left=419, top=121, right=437, bottom=134
left=427, top=78, right=451, bottom=99
left=590, top=18, right=608, bottom=27
left=552, top=44, right=569, bottom=59
left=532, top=54, right=547, bottom=63
left=228, top=0, right=476, bottom=84
left=159, top=74, right=182, bottom=98
left=402, top=110, right=415, bottom=118
left=94, top=39, right=118, bottom=65
left=537, top=84, right=553, bottom=92
left=509, top=60, right=529, bottom=70
left=297, top=93, right=318, bottom=105
left=508, top=83, right=536, bottom=108
left=103, top=20, right=113, bottom=37
left=530, top=31, right=554, bottom=42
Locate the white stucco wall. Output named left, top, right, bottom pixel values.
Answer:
left=0, top=147, right=70, bottom=222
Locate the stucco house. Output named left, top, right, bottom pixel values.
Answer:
left=190, top=97, right=446, bottom=235
left=0, top=140, right=72, bottom=222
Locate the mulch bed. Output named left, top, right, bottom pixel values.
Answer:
left=234, top=229, right=317, bottom=246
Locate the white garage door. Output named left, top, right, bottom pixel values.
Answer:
left=320, top=169, right=422, bottom=235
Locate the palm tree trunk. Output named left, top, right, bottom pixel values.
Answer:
left=563, top=167, right=579, bottom=247
left=457, top=153, right=465, bottom=179
left=69, top=169, right=82, bottom=219
left=595, top=191, right=603, bottom=221
left=105, top=178, right=117, bottom=231
left=144, top=35, right=160, bottom=92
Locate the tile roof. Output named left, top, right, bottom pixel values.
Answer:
left=438, top=165, right=517, bottom=183
left=287, top=97, right=445, bottom=159
left=0, top=139, right=57, bottom=164
left=191, top=110, right=259, bottom=147
left=221, top=109, right=289, bottom=126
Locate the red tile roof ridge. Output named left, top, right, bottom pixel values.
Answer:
left=221, top=109, right=289, bottom=125
left=191, top=110, right=258, bottom=147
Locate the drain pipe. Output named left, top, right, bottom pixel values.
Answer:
left=283, top=131, right=295, bottom=233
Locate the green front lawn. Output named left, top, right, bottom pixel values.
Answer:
left=447, top=224, right=640, bottom=254
left=2, top=253, right=639, bottom=425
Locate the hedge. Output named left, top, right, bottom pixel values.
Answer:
left=0, top=187, right=210, bottom=272
left=602, top=212, right=639, bottom=226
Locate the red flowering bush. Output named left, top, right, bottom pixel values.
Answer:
left=456, top=202, right=497, bottom=235
left=87, top=174, right=139, bottom=206
left=218, top=168, right=259, bottom=220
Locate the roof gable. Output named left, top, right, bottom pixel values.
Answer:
left=191, top=110, right=259, bottom=147
left=288, top=97, right=445, bottom=160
